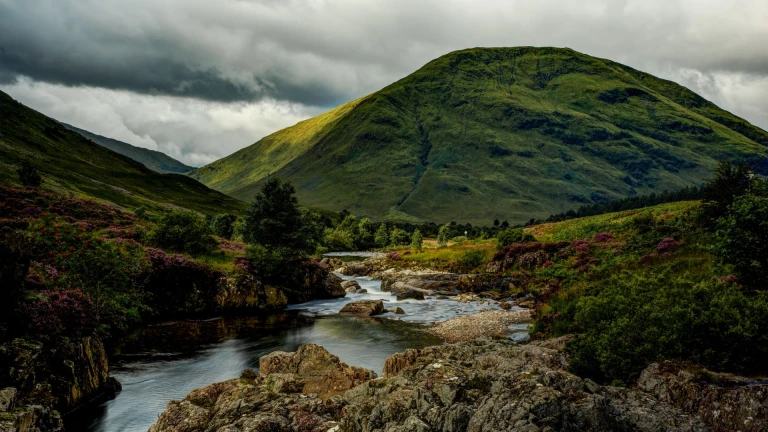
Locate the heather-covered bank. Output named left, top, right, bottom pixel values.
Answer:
left=0, top=183, right=344, bottom=431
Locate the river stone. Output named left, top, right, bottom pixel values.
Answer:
left=396, top=290, right=425, bottom=301
left=355, top=288, right=368, bottom=294
left=391, top=307, right=405, bottom=314
left=339, top=300, right=384, bottom=316
left=337, top=263, right=371, bottom=276
left=0, top=387, right=16, bottom=412
left=341, top=280, right=361, bottom=293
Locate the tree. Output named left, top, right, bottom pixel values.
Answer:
left=17, top=161, right=42, bottom=187
left=149, top=210, right=216, bottom=254
left=243, top=177, right=319, bottom=256
left=497, top=228, right=535, bottom=250
left=410, top=229, right=423, bottom=250
left=212, top=214, right=238, bottom=239
left=701, top=160, right=755, bottom=223
left=500, top=220, right=510, bottom=228
left=493, top=219, right=500, bottom=227
left=357, top=218, right=374, bottom=249
left=437, top=224, right=450, bottom=248
left=715, top=192, right=768, bottom=289
left=389, top=227, right=409, bottom=246
left=374, top=224, right=389, bottom=248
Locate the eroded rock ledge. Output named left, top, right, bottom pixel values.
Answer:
left=150, top=337, right=767, bottom=432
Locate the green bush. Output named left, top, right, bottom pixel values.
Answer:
left=375, top=224, right=389, bottom=248
left=324, top=227, right=356, bottom=251
left=17, top=161, right=42, bottom=187
left=389, top=227, right=410, bottom=246
left=714, top=193, right=768, bottom=289
left=456, top=250, right=487, bottom=273
left=567, top=270, right=768, bottom=386
left=410, top=229, right=423, bottom=250
left=211, top=214, right=238, bottom=239
left=149, top=210, right=216, bottom=254
left=497, top=228, right=534, bottom=249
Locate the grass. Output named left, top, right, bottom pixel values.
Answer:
left=190, top=47, right=768, bottom=225
left=0, top=90, right=245, bottom=216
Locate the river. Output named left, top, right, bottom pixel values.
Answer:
left=70, top=270, right=528, bottom=432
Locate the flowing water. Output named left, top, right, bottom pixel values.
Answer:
left=72, top=257, right=529, bottom=431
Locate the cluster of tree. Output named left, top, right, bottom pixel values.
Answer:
left=545, top=186, right=702, bottom=223
left=323, top=215, right=423, bottom=251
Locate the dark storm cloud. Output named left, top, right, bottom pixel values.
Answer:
left=0, top=0, right=766, bottom=165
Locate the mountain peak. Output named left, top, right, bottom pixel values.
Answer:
left=191, top=47, right=767, bottom=223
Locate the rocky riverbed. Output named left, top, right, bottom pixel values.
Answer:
left=149, top=336, right=768, bottom=432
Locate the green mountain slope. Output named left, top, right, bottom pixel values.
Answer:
left=190, top=47, right=768, bottom=224
left=0, top=90, right=244, bottom=215
left=62, top=123, right=193, bottom=174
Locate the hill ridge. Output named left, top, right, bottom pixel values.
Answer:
left=190, top=46, right=767, bottom=223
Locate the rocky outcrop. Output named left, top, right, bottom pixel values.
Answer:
left=337, top=262, right=372, bottom=277
left=338, top=300, right=384, bottom=316
left=151, top=338, right=768, bottom=432
left=0, top=336, right=118, bottom=431
left=217, top=271, right=288, bottom=311
left=259, top=344, right=377, bottom=400
left=381, top=272, right=461, bottom=295
left=638, top=361, right=768, bottom=432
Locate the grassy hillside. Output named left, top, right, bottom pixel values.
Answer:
left=0, top=90, right=244, bottom=215
left=63, top=123, right=193, bottom=174
left=191, top=47, right=768, bottom=224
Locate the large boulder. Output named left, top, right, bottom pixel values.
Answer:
left=217, top=271, right=288, bottom=311
left=337, top=262, right=371, bottom=277
left=381, top=272, right=461, bottom=294
left=259, top=344, right=377, bottom=400
left=396, top=290, right=425, bottom=301
left=338, top=300, right=384, bottom=316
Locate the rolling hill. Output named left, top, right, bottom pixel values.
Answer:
left=0, top=90, right=244, bottom=215
left=62, top=123, right=193, bottom=174
left=190, top=47, right=768, bottom=224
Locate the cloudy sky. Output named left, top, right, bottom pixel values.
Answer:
left=1, top=0, right=766, bottom=166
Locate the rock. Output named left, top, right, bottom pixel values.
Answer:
left=0, top=387, right=17, bottom=412
left=259, top=344, right=377, bottom=400
left=341, top=280, right=362, bottom=293
left=518, top=300, right=535, bottom=308
left=355, top=288, right=367, bottom=294
left=396, top=290, right=425, bottom=301
left=317, top=271, right=347, bottom=298
left=337, top=262, right=371, bottom=276
left=217, top=271, right=288, bottom=311
left=427, top=310, right=533, bottom=343
left=391, top=307, right=405, bottom=314
left=339, top=300, right=384, bottom=316
left=154, top=337, right=746, bottom=431
left=436, top=295, right=449, bottom=300
left=499, top=300, right=512, bottom=310
left=637, top=361, right=768, bottom=432
left=381, top=272, right=461, bottom=294
left=518, top=250, right=550, bottom=270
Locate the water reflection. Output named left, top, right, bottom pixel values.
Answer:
left=73, top=313, right=440, bottom=432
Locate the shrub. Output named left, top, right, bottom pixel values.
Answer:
left=389, top=228, right=410, bottom=246
left=324, top=227, right=356, bottom=251
left=437, top=224, right=450, bottom=248
left=410, top=229, right=423, bottom=250
left=497, top=228, right=534, bottom=249
left=593, top=232, right=614, bottom=243
left=567, top=272, right=768, bottom=386
left=714, top=194, right=768, bottom=289
left=143, top=248, right=221, bottom=316
left=17, top=161, right=42, bottom=187
left=451, top=236, right=468, bottom=243
left=211, top=214, right=238, bottom=239
left=19, top=290, right=96, bottom=340
left=456, top=250, right=486, bottom=273
left=0, top=227, right=30, bottom=323
left=149, top=210, right=216, bottom=254
left=374, top=224, right=389, bottom=248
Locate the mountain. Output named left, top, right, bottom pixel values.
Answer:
left=190, top=47, right=768, bottom=224
left=0, top=90, right=244, bottom=215
left=62, top=123, right=193, bottom=174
